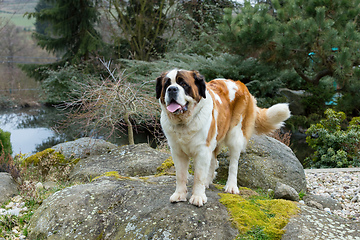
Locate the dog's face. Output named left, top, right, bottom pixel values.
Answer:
left=156, top=69, right=206, bottom=117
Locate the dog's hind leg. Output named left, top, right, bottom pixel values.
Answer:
left=205, top=151, right=218, bottom=188
left=224, top=125, right=247, bottom=194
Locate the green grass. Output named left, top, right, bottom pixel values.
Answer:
left=1, top=1, right=37, bottom=14
left=0, top=0, right=37, bottom=29
left=0, top=12, right=35, bottom=29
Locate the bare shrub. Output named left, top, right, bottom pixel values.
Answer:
left=269, top=129, right=292, bottom=147
left=58, top=58, right=160, bottom=145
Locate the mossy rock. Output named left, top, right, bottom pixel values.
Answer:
left=52, top=137, right=118, bottom=159
left=27, top=175, right=238, bottom=239
left=219, top=193, right=299, bottom=239
left=92, top=171, right=130, bottom=181
left=216, top=135, right=306, bottom=194
left=23, top=148, right=80, bottom=166
left=156, top=156, right=175, bottom=175
left=24, top=149, right=65, bottom=166
left=70, top=144, right=170, bottom=182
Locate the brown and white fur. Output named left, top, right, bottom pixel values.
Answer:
left=156, top=69, right=291, bottom=207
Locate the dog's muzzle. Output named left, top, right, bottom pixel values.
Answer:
left=166, top=86, right=188, bottom=114
left=167, top=86, right=178, bottom=100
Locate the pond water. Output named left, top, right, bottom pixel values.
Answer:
left=0, top=107, right=155, bottom=156
left=0, top=107, right=62, bottom=155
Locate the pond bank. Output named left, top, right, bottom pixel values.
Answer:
left=0, top=106, right=157, bottom=156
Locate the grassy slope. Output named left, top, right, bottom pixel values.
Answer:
left=0, top=0, right=37, bottom=29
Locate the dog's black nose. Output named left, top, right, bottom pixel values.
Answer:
left=167, top=86, right=179, bottom=100
left=167, top=86, right=179, bottom=93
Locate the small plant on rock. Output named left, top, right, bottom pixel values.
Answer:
left=306, top=109, right=360, bottom=168
left=15, top=148, right=78, bottom=183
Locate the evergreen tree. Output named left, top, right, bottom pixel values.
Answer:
left=171, top=0, right=235, bottom=56
left=34, top=0, right=53, bottom=36
left=179, top=0, right=234, bottom=38
left=220, top=0, right=360, bottom=114
left=107, top=0, right=174, bottom=61
left=26, top=0, right=103, bottom=63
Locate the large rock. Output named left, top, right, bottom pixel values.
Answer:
left=27, top=176, right=238, bottom=240
left=52, top=137, right=118, bottom=159
left=0, top=172, right=18, bottom=204
left=216, top=135, right=306, bottom=193
left=70, top=144, right=170, bottom=182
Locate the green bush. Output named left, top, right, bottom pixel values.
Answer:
left=0, top=128, right=12, bottom=157
left=41, top=63, right=100, bottom=104
left=0, top=128, right=14, bottom=174
left=305, top=109, right=360, bottom=168
left=0, top=95, right=15, bottom=109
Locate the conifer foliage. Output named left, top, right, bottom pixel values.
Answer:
left=106, top=0, right=173, bottom=61
left=220, top=0, right=360, bottom=88
left=26, top=0, right=103, bottom=63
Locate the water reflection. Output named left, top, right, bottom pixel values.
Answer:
left=0, top=107, right=68, bottom=155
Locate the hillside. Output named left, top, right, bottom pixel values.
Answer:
left=0, top=0, right=37, bottom=29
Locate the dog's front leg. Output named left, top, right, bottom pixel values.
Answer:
left=170, top=151, right=189, bottom=203
left=189, top=150, right=211, bottom=207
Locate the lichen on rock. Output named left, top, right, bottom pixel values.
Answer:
left=91, top=171, right=130, bottom=181
left=219, top=192, right=299, bottom=239
left=156, top=156, right=174, bottom=175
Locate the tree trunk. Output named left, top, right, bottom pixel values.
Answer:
left=125, top=111, right=134, bottom=145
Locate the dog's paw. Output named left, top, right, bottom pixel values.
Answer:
left=189, top=194, right=207, bottom=207
left=224, top=185, right=240, bottom=195
left=170, top=192, right=187, bottom=203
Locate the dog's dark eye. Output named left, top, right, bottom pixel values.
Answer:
left=179, top=82, right=188, bottom=88
left=177, top=78, right=188, bottom=88
left=164, top=78, right=171, bottom=89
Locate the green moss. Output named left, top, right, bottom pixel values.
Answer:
left=23, top=148, right=65, bottom=166
left=156, top=156, right=196, bottom=176
left=219, top=193, right=298, bottom=240
left=188, top=159, right=194, bottom=175
left=156, top=157, right=174, bottom=176
left=139, top=176, right=149, bottom=181
left=92, top=171, right=130, bottom=181
left=214, top=185, right=259, bottom=199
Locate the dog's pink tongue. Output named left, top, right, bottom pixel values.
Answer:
left=167, top=102, right=182, bottom=113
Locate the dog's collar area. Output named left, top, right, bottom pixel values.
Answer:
left=167, top=100, right=188, bottom=114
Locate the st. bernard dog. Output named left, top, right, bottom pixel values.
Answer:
left=156, top=69, right=291, bottom=207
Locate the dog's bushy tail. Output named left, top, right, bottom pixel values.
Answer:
left=255, top=103, right=291, bottom=135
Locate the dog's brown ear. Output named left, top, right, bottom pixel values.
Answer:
left=193, top=71, right=206, bottom=99
left=156, top=75, right=163, bottom=99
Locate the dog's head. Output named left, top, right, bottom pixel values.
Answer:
left=156, top=69, right=206, bottom=116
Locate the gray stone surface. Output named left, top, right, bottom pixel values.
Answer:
left=0, top=172, right=18, bottom=204
left=27, top=176, right=238, bottom=240
left=52, top=137, right=118, bottom=159
left=22, top=138, right=360, bottom=240
left=274, top=182, right=300, bottom=201
left=303, top=194, right=342, bottom=211
left=217, top=135, right=307, bottom=193
left=70, top=144, right=170, bottom=182
left=282, top=204, right=360, bottom=240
